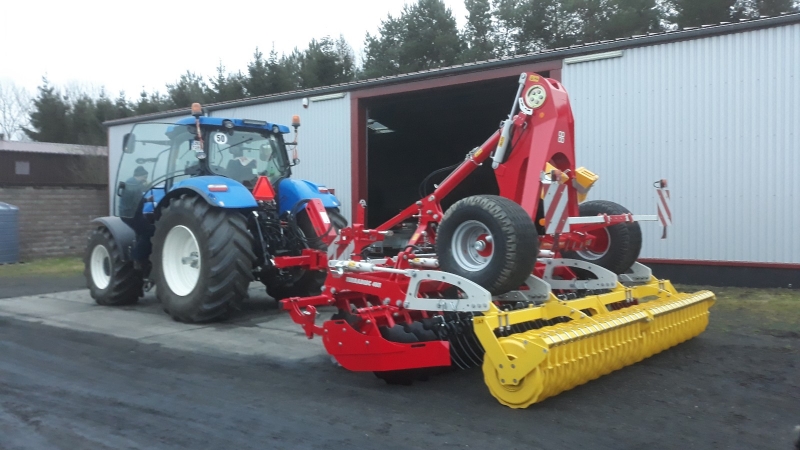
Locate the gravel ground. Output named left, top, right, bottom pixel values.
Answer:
left=0, top=280, right=798, bottom=449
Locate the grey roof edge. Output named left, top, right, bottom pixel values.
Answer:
left=103, top=12, right=800, bottom=127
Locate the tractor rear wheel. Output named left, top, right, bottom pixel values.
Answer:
left=436, top=195, right=539, bottom=296
left=84, top=227, right=143, bottom=305
left=562, top=200, right=642, bottom=274
left=152, top=194, right=255, bottom=323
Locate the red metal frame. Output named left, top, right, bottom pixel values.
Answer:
left=282, top=71, right=646, bottom=374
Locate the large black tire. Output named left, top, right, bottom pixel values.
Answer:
left=326, top=207, right=349, bottom=230
left=265, top=209, right=335, bottom=300
left=562, top=200, right=642, bottom=274
left=84, top=227, right=143, bottom=305
left=152, top=194, right=255, bottom=323
left=436, top=195, right=539, bottom=296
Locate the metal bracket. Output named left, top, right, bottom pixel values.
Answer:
left=618, top=261, right=653, bottom=286
left=494, top=275, right=552, bottom=303
left=539, top=258, right=618, bottom=290
left=404, top=270, right=493, bottom=312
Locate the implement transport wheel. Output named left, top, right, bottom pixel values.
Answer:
left=437, top=195, right=539, bottom=295
left=152, top=194, right=255, bottom=323
left=84, top=227, right=143, bottom=305
left=266, top=209, right=339, bottom=300
left=562, top=200, right=642, bottom=274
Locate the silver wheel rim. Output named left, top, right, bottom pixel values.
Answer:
left=576, top=228, right=611, bottom=260
left=90, top=245, right=111, bottom=289
left=162, top=225, right=201, bottom=296
left=451, top=220, right=494, bottom=271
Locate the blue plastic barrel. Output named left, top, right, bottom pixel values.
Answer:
left=0, top=202, right=20, bottom=264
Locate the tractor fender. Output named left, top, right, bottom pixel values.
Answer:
left=277, top=178, right=341, bottom=216
left=90, top=216, right=136, bottom=261
left=157, top=175, right=258, bottom=212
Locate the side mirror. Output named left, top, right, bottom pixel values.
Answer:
left=123, top=133, right=135, bottom=153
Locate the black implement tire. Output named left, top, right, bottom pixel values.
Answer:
left=436, top=195, right=538, bottom=295
left=266, top=210, right=333, bottom=300
left=84, top=227, right=143, bottom=305
left=326, top=207, right=349, bottom=230
left=152, top=194, right=255, bottom=323
left=562, top=200, right=642, bottom=274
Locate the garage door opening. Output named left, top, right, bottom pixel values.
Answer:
left=364, top=73, right=549, bottom=228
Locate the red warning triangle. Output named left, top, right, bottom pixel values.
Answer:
left=252, top=176, right=275, bottom=202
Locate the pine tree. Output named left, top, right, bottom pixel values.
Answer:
left=363, top=0, right=462, bottom=78
left=23, top=77, right=72, bottom=143
left=460, top=0, right=496, bottom=62
left=299, top=36, right=356, bottom=88
left=209, top=61, right=246, bottom=103
left=166, top=71, right=210, bottom=109
left=670, top=0, right=736, bottom=27
left=245, top=47, right=271, bottom=97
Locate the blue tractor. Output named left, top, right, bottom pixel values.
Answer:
left=84, top=104, right=347, bottom=322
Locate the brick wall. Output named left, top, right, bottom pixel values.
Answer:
left=0, top=186, right=109, bottom=260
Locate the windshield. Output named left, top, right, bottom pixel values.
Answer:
left=115, top=123, right=188, bottom=218
left=207, top=128, right=289, bottom=188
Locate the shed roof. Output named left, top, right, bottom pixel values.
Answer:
left=0, top=140, right=108, bottom=156
left=103, top=12, right=800, bottom=127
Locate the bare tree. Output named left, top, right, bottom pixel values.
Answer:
left=0, top=81, right=32, bottom=141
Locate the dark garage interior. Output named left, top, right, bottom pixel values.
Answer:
left=364, top=73, right=548, bottom=227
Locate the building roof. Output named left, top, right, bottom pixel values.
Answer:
left=0, top=140, right=108, bottom=156
left=104, top=12, right=800, bottom=127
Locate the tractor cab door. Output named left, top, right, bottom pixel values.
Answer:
left=116, top=123, right=177, bottom=219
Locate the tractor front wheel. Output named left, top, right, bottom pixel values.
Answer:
left=562, top=200, right=642, bottom=274
left=152, top=194, right=255, bottom=323
left=84, top=227, right=143, bottom=305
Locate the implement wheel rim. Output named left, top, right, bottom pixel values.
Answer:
left=162, top=225, right=201, bottom=296
left=577, top=228, right=610, bottom=260
left=482, top=340, right=544, bottom=408
left=451, top=220, right=494, bottom=271
left=90, top=244, right=111, bottom=290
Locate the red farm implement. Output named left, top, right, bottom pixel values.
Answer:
left=281, top=72, right=714, bottom=408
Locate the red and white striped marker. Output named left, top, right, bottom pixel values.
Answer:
left=543, top=181, right=570, bottom=234
left=655, top=179, right=671, bottom=239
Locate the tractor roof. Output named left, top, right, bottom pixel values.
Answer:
left=173, top=117, right=291, bottom=134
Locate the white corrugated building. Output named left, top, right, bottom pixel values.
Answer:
left=105, top=13, right=800, bottom=288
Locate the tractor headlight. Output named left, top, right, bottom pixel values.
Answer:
left=223, top=120, right=234, bottom=129
left=524, top=85, right=547, bottom=109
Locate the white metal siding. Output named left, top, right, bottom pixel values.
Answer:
left=211, top=94, right=352, bottom=221
left=563, top=24, right=800, bottom=264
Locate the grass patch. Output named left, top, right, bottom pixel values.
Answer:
left=0, top=257, right=84, bottom=278
left=678, top=284, right=800, bottom=333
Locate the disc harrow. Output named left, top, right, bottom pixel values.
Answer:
left=280, top=70, right=715, bottom=408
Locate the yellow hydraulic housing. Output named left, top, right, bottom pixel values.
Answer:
left=474, top=278, right=715, bottom=408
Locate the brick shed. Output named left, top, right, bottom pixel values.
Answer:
left=0, top=140, right=109, bottom=260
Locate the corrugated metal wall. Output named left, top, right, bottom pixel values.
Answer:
left=211, top=94, right=352, bottom=220
left=563, top=23, right=800, bottom=264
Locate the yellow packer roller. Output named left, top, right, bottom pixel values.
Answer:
left=476, top=277, right=715, bottom=408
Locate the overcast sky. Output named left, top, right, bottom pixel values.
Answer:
left=1, top=0, right=468, bottom=99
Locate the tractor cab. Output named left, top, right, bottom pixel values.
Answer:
left=117, top=117, right=294, bottom=220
